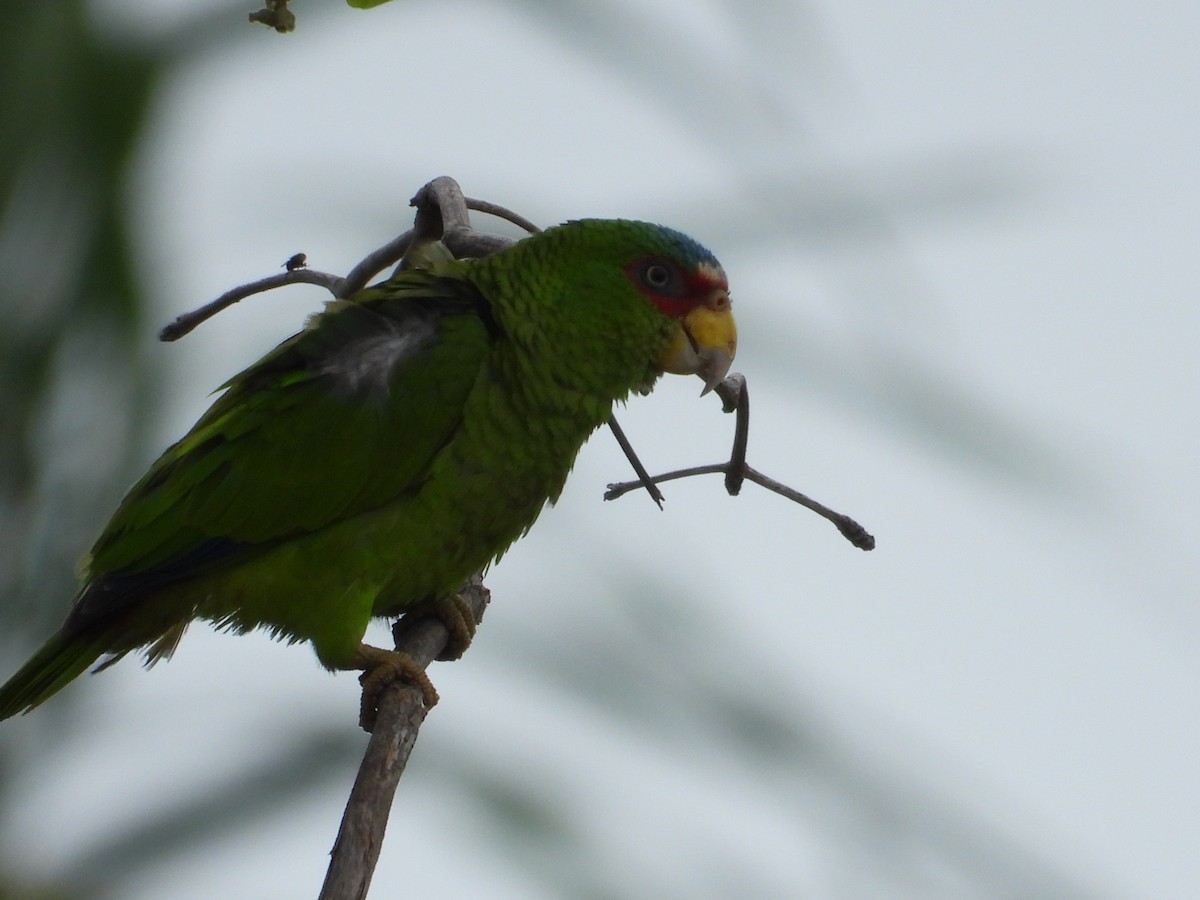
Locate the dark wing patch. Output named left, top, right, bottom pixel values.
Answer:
left=65, top=536, right=246, bottom=633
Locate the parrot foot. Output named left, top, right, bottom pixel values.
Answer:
left=351, top=643, right=439, bottom=732
left=391, top=593, right=477, bottom=662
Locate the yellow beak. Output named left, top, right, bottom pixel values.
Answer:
left=657, top=290, right=737, bottom=394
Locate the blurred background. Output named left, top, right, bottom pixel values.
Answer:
left=1, top=1, right=1196, bottom=897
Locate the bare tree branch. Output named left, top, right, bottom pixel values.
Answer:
left=465, top=196, right=543, bottom=234
left=319, top=578, right=490, bottom=900
left=335, top=231, right=414, bottom=298
left=157, top=177, right=521, bottom=342
left=158, top=269, right=343, bottom=341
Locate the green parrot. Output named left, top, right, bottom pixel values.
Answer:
left=0, top=219, right=736, bottom=724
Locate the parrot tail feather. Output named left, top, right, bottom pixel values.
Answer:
left=0, top=629, right=111, bottom=720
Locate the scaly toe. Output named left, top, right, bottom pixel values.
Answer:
left=392, top=592, right=477, bottom=662
left=352, top=645, right=439, bottom=732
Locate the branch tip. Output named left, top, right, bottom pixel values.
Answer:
left=605, top=375, right=874, bottom=550
left=607, top=417, right=665, bottom=508
left=158, top=269, right=342, bottom=341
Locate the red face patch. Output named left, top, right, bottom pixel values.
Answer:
left=625, top=257, right=729, bottom=318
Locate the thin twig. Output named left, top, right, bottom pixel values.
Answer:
left=606, top=462, right=874, bottom=550
left=742, top=467, right=875, bottom=550
left=725, top=376, right=749, bottom=496
left=158, top=269, right=343, bottom=341
left=605, top=463, right=727, bottom=498
left=607, top=417, right=665, bottom=508
left=159, top=181, right=533, bottom=343
left=465, top=196, right=543, bottom=234
left=443, top=228, right=518, bottom=259
left=335, top=230, right=414, bottom=298
left=319, top=578, right=490, bottom=900
left=604, top=374, right=874, bottom=550
left=713, top=373, right=744, bottom=413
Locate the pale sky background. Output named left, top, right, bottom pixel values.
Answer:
left=4, top=1, right=1198, bottom=898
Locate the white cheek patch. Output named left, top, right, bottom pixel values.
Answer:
left=696, top=260, right=728, bottom=291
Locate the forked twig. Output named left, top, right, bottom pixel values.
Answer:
left=158, top=179, right=541, bottom=343
left=605, top=375, right=875, bottom=551
left=607, top=417, right=665, bottom=508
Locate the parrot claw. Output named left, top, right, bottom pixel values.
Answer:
left=352, top=644, right=439, bottom=732
left=351, top=593, right=478, bottom=731
left=391, top=593, right=477, bottom=661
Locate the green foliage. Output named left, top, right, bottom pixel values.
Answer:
left=0, top=3, right=155, bottom=642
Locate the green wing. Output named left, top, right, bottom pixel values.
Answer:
left=84, top=271, right=493, bottom=596
left=0, top=270, right=495, bottom=717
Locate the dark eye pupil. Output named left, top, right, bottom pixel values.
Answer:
left=646, top=264, right=670, bottom=287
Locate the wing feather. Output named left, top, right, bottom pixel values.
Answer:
left=84, top=272, right=492, bottom=592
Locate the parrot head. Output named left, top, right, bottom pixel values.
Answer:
left=465, top=218, right=737, bottom=398
left=621, top=239, right=736, bottom=394
left=572, top=219, right=737, bottom=394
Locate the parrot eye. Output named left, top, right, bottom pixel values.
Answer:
left=644, top=264, right=671, bottom=288
left=633, top=258, right=683, bottom=296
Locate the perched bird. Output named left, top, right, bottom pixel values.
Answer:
left=0, top=219, right=736, bottom=725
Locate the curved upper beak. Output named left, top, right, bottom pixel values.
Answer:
left=657, top=289, right=737, bottom=395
